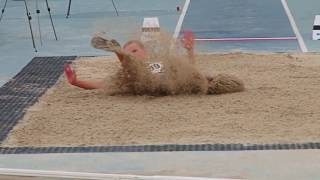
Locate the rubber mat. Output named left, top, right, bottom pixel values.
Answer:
left=0, top=56, right=77, bottom=143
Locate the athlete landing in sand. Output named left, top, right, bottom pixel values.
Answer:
left=64, top=31, right=244, bottom=95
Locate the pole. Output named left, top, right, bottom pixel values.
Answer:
left=66, top=0, right=71, bottom=18
left=111, top=0, right=119, bottom=16
left=35, top=0, right=43, bottom=45
left=23, top=0, right=37, bottom=52
left=0, top=0, right=8, bottom=23
left=45, top=0, right=58, bottom=40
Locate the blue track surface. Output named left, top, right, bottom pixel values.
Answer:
left=287, top=0, right=320, bottom=52
left=181, top=0, right=301, bottom=52
left=0, top=0, right=318, bottom=87
left=0, top=0, right=183, bottom=87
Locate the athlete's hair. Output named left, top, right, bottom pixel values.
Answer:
left=123, top=40, right=145, bottom=49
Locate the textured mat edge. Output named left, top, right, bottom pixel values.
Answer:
left=0, top=56, right=77, bottom=144
left=1, top=142, right=320, bottom=154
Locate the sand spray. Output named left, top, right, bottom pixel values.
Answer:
left=92, top=32, right=244, bottom=95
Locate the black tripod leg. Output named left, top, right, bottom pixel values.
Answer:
left=66, top=0, right=71, bottom=18
left=23, top=0, right=37, bottom=52
left=0, top=0, right=8, bottom=23
left=111, top=0, right=119, bottom=16
left=45, top=0, right=58, bottom=40
left=36, top=0, right=43, bottom=45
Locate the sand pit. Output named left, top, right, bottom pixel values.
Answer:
left=3, top=53, right=320, bottom=147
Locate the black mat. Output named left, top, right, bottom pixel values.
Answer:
left=1, top=56, right=320, bottom=154
left=0, top=56, right=76, bottom=143
left=1, top=143, right=320, bottom=154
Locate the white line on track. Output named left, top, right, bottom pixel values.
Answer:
left=281, top=0, right=308, bottom=52
left=0, top=168, right=243, bottom=180
left=173, top=0, right=191, bottom=39
left=195, top=37, right=297, bottom=42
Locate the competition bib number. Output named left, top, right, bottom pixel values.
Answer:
left=148, top=62, right=164, bottom=74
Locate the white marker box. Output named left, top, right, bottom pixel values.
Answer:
left=141, top=17, right=160, bottom=42
left=312, top=15, right=320, bottom=40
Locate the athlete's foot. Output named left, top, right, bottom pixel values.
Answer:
left=90, top=33, right=139, bottom=69
left=91, top=34, right=121, bottom=53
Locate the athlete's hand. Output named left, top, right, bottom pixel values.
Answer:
left=182, top=30, right=195, bottom=50
left=64, top=64, right=77, bottom=85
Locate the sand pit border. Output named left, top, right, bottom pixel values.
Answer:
left=1, top=56, right=320, bottom=154
left=0, top=56, right=77, bottom=143
left=1, top=143, right=320, bottom=154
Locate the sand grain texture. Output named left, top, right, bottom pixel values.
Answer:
left=3, top=54, right=320, bottom=147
